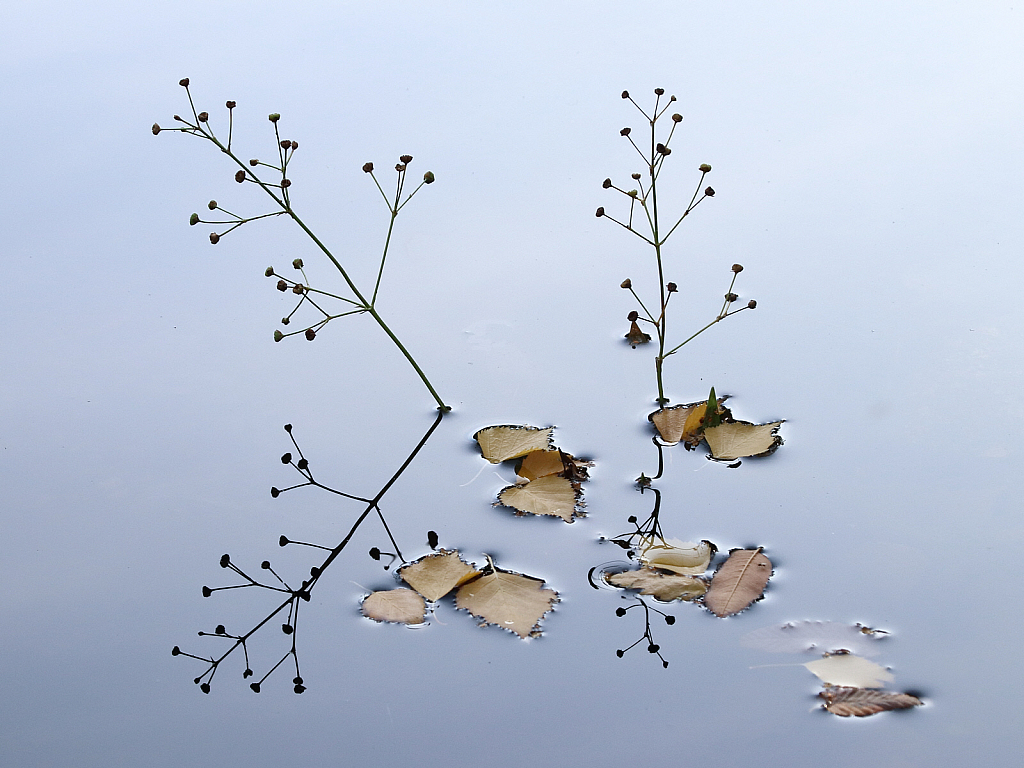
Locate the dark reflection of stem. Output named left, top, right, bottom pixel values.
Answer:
left=173, top=409, right=444, bottom=694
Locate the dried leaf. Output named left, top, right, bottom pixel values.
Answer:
left=398, top=549, right=481, bottom=602
left=740, top=621, right=888, bottom=656
left=498, top=475, right=580, bottom=522
left=361, top=588, right=426, bottom=625
left=455, top=564, right=558, bottom=638
left=704, top=548, right=772, bottom=617
left=819, top=687, right=923, bottom=717
left=474, top=425, right=554, bottom=463
left=625, top=320, right=651, bottom=347
left=804, top=654, right=893, bottom=688
left=649, top=403, right=705, bottom=444
left=605, top=567, right=707, bottom=601
left=638, top=537, right=713, bottom=575
left=517, top=449, right=591, bottom=481
left=704, top=420, right=784, bottom=461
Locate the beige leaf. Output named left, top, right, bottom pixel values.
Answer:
left=704, top=548, right=772, bottom=617
left=649, top=402, right=707, bottom=444
left=605, top=567, right=707, bottom=602
left=361, top=588, right=426, bottom=625
left=474, top=425, right=554, bottom=463
left=398, top=549, right=481, bottom=602
left=804, top=654, right=894, bottom=688
left=518, top=450, right=566, bottom=480
left=455, top=565, right=558, bottom=638
left=498, top=475, right=580, bottom=522
left=704, top=420, right=784, bottom=461
left=819, top=687, right=923, bottom=717
left=638, top=537, right=713, bottom=575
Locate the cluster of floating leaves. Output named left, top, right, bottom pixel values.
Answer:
left=606, top=544, right=772, bottom=617
left=362, top=549, right=559, bottom=639
left=474, top=425, right=592, bottom=523
left=743, top=621, right=923, bottom=717
left=649, top=393, right=783, bottom=462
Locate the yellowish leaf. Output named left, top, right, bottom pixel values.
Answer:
left=361, top=588, right=426, bottom=625
left=518, top=450, right=566, bottom=480
left=819, top=687, right=923, bottom=717
left=704, top=420, right=784, bottom=460
left=704, top=548, right=772, bottom=617
left=605, top=567, right=707, bottom=601
left=498, top=475, right=580, bottom=522
left=804, top=654, right=894, bottom=688
left=455, top=564, right=558, bottom=638
left=649, top=402, right=706, bottom=444
left=474, top=425, right=554, bottom=463
left=398, top=549, right=481, bottom=602
left=638, top=537, right=713, bottom=575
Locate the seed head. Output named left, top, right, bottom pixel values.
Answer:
left=292, top=258, right=303, bottom=269
left=209, top=233, right=220, bottom=244
left=304, top=329, right=316, bottom=341
left=620, top=278, right=632, bottom=289
left=627, top=310, right=639, bottom=321
left=672, top=113, right=682, bottom=123
left=151, top=123, right=161, bottom=135
left=725, top=292, right=738, bottom=302
left=595, top=207, right=605, bottom=217
left=667, top=282, right=678, bottom=292
left=197, top=112, right=209, bottom=123
left=602, top=178, right=612, bottom=189
left=362, top=162, right=374, bottom=173
left=178, top=78, right=190, bottom=87
left=747, top=299, right=757, bottom=309
left=699, top=163, right=712, bottom=173
left=189, top=213, right=199, bottom=226
left=249, top=158, right=258, bottom=166
left=268, top=113, right=280, bottom=123
left=226, top=100, right=236, bottom=109
left=276, top=280, right=287, bottom=292
left=620, top=127, right=631, bottom=136
left=273, top=331, right=283, bottom=343
left=399, top=154, right=413, bottom=163
left=280, top=140, right=291, bottom=149
left=281, top=179, right=291, bottom=188
left=631, top=173, right=641, bottom=180
left=423, top=171, right=435, bottom=184
left=654, top=87, right=665, bottom=95
left=208, top=200, right=217, bottom=210
left=704, top=186, right=715, bottom=197
left=731, top=263, right=743, bottom=273
left=235, top=170, right=246, bottom=183
left=621, top=90, right=630, bottom=99
left=656, top=143, right=671, bottom=156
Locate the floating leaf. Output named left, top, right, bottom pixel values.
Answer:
left=474, top=425, right=554, bottom=463
left=649, top=403, right=705, bottom=444
left=361, top=588, right=426, bottom=625
left=517, top=449, right=594, bottom=482
left=704, top=420, right=784, bottom=461
left=804, top=654, right=893, bottom=688
left=638, top=537, right=713, bottom=575
left=819, top=687, right=923, bottom=717
left=455, top=563, right=558, bottom=638
left=740, top=621, right=889, bottom=656
left=704, top=548, right=772, bottom=617
left=398, top=549, right=481, bottom=602
left=498, top=475, right=580, bottom=522
left=625, top=320, right=652, bottom=347
left=605, top=567, right=707, bottom=602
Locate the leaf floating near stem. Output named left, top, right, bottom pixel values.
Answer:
left=498, top=475, right=581, bottom=523
left=455, top=560, right=559, bottom=638
left=704, top=420, right=784, bottom=461
left=819, top=687, right=923, bottom=717
left=361, top=589, right=427, bottom=625
left=704, top=548, right=772, bottom=617
left=398, top=550, right=481, bottom=602
left=605, top=567, right=707, bottom=602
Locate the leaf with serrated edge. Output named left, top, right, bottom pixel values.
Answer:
left=704, top=548, right=772, bottom=617
left=819, top=687, right=922, bottom=717
left=650, top=403, right=704, bottom=444
left=474, top=426, right=554, bottom=463
left=804, top=654, right=893, bottom=688
left=638, top=537, right=713, bottom=575
left=456, top=566, right=558, bottom=638
left=704, top=421, right=784, bottom=461
left=361, top=588, right=426, bottom=625
left=498, top=475, right=580, bottom=522
left=605, top=567, right=707, bottom=601
left=399, top=549, right=481, bottom=602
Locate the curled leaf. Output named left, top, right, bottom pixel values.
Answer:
left=398, top=549, right=481, bottom=602
left=625, top=320, right=651, bottom=347
left=704, top=420, right=784, bottom=461
left=638, top=537, right=713, bottom=575
left=605, top=567, right=707, bottom=602
left=704, top=548, right=772, bottom=617
left=361, top=589, right=427, bottom=625
left=474, top=425, right=554, bottom=463
left=498, top=475, right=581, bottom=522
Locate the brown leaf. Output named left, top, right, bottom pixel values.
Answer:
left=649, top=402, right=705, bottom=444
left=625, top=320, right=651, bottom=347
left=498, top=475, right=581, bottom=522
left=704, top=548, right=772, bottom=617
left=704, top=420, right=784, bottom=460
left=474, top=425, right=554, bottom=463
left=361, top=588, right=427, bottom=625
left=605, top=567, right=707, bottom=602
left=455, top=563, right=559, bottom=638
left=819, top=687, right=923, bottom=717
left=398, top=549, right=481, bottom=602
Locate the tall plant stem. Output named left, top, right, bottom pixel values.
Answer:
left=204, top=132, right=450, bottom=412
